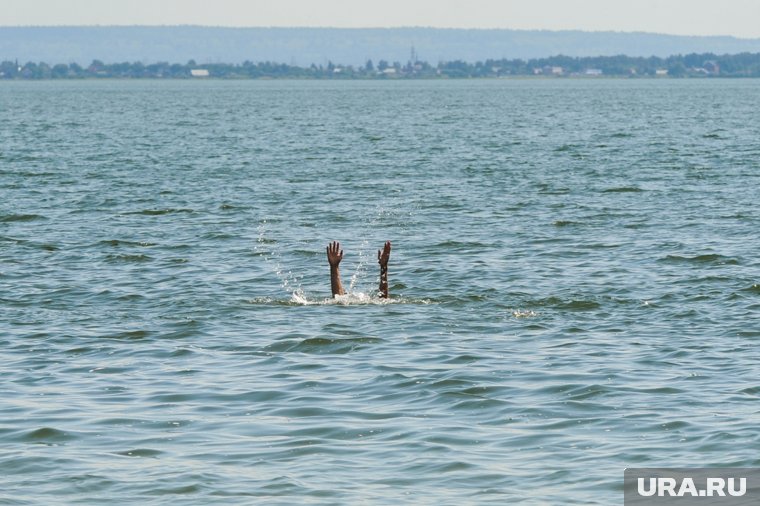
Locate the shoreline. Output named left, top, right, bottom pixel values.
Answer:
left=0, top=75, right=753, bottom=81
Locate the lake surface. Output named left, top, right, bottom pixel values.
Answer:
left=1, top=78, right=759, bottom=505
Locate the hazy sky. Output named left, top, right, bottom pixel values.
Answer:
left=3, top=0, right=760, bottom=38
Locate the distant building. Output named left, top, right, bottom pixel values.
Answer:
left=584, top=68, right=603, bottom=76
left=190, top=69, right=209, bottom=77
left=703, top=60, right=720, bottom=75
left=535, top=66, right=563, bottom=76
left=655, top=69, right=668, bottom=76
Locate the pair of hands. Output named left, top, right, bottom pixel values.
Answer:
left=327, top=241, right=391, bottom=267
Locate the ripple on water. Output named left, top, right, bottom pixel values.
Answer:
left=100, top=330, right=152, bottom=340
left=104, top=253, right=154, bottom=263
left=123, top=208, right=195, bottom=216
left=0, top=213, right=47, bottom=222
left=527, top=296, right=602, bottom=311
left=264, top=336, right=384, bottom=354
left=553, top=220, right=583, bottom=227
left=601, top=186, right=644, bottom=193
left=3, top=79, right=760, bottom=506
left=114, top=448, right=164, bottom=458
left=21, top=427, right=76, bottom=444
left=659, top=253, right=740, bottom=265
left=97, top=239, right=158, bottom=248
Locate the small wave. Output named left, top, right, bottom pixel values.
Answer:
left=527, top=296, right=603, bottom=311
left=0, top=213, right=46, bottom=222
left=433, top=240, right=489, bottom=249
left=89, top=367, right=131, bottom=374
left=219, top=203, right=250, bottom=211
left=0, top=236, right=58, bottom=251
left=105, top=253, right=153, bottom=263
left=102, top=330, right=152, bottom=340
left=114, top=448, right=163, bottom=458
left=99, top=239, right=157, bottom=248
left=442, top=354, right=484, bottom=365
left=124, top=208, right=194, bottom=216
left=602, top=187, right=643, bottom=193
left=537, top=186, right=571, bottom=195
left=7, top=169, right=58, bottom=177
left=23, top=427, right=75, bottom=443
left=553, top=220, right=581, bottom=227
left=116, top=293, right=146, bottom=301
left=660, top=254, right=739, bottom=265
left=265, top=336, right=383, bottom=354
left=203, top=231, right=235, bottom=240
left=565, top=383, right=613, bottom=401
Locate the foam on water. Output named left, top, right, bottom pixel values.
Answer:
left=247, top=291, right=433, bottom=306
left=293, top=290, right=383, bottom=305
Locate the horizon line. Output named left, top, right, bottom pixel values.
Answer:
left=1, top=24, right=758, bottom=40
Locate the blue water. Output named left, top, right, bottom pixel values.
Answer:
left=1, top=79, right=759, bottom=505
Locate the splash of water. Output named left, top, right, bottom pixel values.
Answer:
left=511, top=309, right=539, bottom=318
left=292, top=291, right=382, bottom=306
left=348, top=238, right=370, bottom=293
left=255, top=219, right=304, bottom=297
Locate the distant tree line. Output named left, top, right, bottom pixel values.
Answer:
left=3, top=53, right=760, bottom=79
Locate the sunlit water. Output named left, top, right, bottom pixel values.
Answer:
left=1, top=79, right=759, bottom=505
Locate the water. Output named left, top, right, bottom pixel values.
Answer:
left=1, top=78, right=759, bottom=505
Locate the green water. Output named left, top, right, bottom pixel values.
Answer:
left=1, top=79, right=759, bottom=505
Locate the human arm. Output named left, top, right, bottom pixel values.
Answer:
left=378, top=241, right=391, bottom=299
left=327, top=241, right=345, bottom=297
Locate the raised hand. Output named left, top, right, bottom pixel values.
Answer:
left=327, top=241, right=345, bottom=297
left=327, top=241, right=344, bottom=267
left=377, top=241, right=391, bottom=268
left=378, top=241, right=391, bottom=298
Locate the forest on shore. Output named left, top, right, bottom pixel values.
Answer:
left=3, top=52, right=760, bottom=79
